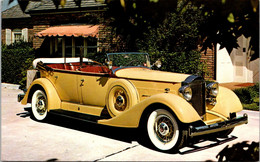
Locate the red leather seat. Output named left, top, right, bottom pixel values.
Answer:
left=47, top=64, right=64, bottom=69
left=80, top=65, right=109, bottom=73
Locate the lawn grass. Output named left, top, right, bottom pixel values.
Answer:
left=242, top=103, right=259, bottom=111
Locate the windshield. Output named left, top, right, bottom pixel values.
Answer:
left=107, top=53, right=151, bottom=71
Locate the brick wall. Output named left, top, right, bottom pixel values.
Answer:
left=2, top=29, right=6, bottom=44
left=98, top=25, right=127, bottom=52
left=200, top=46, right=216, bottom=80
left=33, top=25, right=50, bottom=49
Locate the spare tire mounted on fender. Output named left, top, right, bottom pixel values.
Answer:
left=106, top=79, right=139, bottom=117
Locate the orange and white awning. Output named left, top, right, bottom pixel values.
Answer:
left=35, top=25, right=99, bottom=38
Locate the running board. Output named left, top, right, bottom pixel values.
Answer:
left=49, top=109, right=110, bottom=124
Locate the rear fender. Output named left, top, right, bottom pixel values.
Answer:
left=21, top=78, right=61, bottom=111
left=98, top=93, right=201, bottom=128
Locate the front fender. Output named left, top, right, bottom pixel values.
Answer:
left=98, top=93, right=201, bottom=128
left=21, top=78, right=61, bottom=111
left=211, top=86, right=243, bottom=116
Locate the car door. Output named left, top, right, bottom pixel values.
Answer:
left=78, top=74, right=110, bottom=107
left=49, top=71, right=81, bottom=103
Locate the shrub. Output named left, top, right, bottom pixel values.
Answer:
left=136, top=7, right=208, bottom=76
left=234, top=88, right=253, bottom=104
left=2, top=41, right=35, bottom=89
left=234, top=83, right=259, bottom=111
left=234, top=83, right=259, bottom=104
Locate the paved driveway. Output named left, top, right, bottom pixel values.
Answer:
left=1, top=87, right=259, bottom=161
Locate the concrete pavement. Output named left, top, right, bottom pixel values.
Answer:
left=1, top=87, right=259, bottom=161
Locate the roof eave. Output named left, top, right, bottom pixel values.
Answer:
left=27, top=5, right=106, bottom=15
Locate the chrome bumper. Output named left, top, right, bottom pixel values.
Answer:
left=189, top=113, right=248, bottom=137
left=18, top=93, right=25, bottom=102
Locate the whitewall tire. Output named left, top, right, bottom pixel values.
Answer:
left=31, top=90, right=48, bottom=121
left=147, top=109, right=183, bottom=151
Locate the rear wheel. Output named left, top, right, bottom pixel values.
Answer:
left=31, top=90, right=48, bottom=121
left=146, top=109, right=184, bottom=152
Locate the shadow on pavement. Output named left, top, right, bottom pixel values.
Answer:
left=16, top=107, right=32, bottom=118
left=18, top=107, right=238, bottom=155
left=19, top=107, right=138, bottom=144
left=179, top=136, right=237, bottom=154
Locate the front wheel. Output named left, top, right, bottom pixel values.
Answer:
left=31, top=90, right=48, bottom=121
left=146, top=109, right=184, bottom=152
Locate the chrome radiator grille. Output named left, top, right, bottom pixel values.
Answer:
left=189, top=79, right=206, bottom=117
left=181, top=75, right=206, bottom=117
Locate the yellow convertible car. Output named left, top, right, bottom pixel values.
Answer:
left=18, top=52, right=248, bottom=152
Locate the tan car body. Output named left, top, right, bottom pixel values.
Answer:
left=21, top=66, right=243, bottom=128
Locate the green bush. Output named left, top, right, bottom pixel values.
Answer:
left=2, top=41, right=35, bottom=89
left=234, top=83, right=259, bottom=104
left=234, top=88, right=253, bottom=104
left=136, top=7, right=208, bottom=76
left=234, top=83, right=259, bottom=111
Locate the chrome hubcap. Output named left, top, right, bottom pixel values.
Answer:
left=158, top=122, right=169, bottom=136
left=36, top=95, right=46, bottom=115
left=114, top=90, right=127, bottom=111
left=155, top=115, right=174, bottom=143
left=116, top=96, right=124, bottom=106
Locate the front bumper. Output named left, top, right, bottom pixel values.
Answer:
left=189, top=113, right=248, bottom=137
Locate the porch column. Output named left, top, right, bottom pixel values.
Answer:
left=55, top=37, right=58, bottom=54
left=50, top=38, right=53, bottom=55
left=62, top=37, right=65, bottom=57
left=84, top=38, right=88, bottom=58
left=72, top=36, right=75, bottom=57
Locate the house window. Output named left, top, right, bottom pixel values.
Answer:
left=13, top=29, right=22, bottom=42
left=5, top=28, right=28, bottom=45
left=86, top=37, right=98, bottom=57
left=50, top=36, right=97, bottom=58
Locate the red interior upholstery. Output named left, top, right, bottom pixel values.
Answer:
left=70, top=62, right=81, bottom=71
left=47, top=64, right=65, bottom=69
left=79, top=65, right=110, bottom=73
left=112, top=66, right=119, bottom=70
left=64, top=63, right=71, bottom=70
left=46, top=63, right=110, bottom=74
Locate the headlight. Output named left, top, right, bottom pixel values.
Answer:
left=179, top=85, right=192, bottom=101
left=207, top=82, right=219, bottom=97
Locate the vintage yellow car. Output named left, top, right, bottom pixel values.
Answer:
left=18, top=52, right=248, bottom=152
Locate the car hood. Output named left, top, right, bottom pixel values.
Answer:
left=114, top=68, right=190, bottom=83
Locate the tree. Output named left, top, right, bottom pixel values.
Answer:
left=104, top=0, right=259, bottom=60
left=193, top=0, right=259, bottom=61
left=137, top=6, right=208, bottom=76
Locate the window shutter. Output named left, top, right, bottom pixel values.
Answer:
left=5, top=29, right=11, bottom=45
left=22, top=28, right=28, bottom=42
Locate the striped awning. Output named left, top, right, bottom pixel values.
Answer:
left=35, top=25, right=99, bottom=38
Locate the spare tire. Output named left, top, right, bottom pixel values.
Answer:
left=106, top=79, right=139, bottom=117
